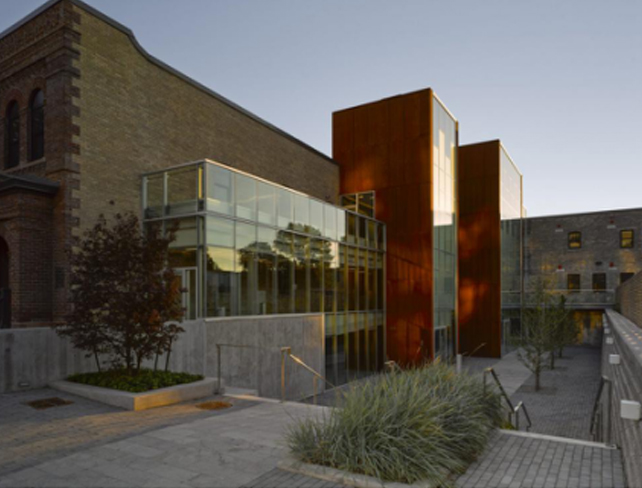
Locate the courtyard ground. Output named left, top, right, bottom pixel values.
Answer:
left=0, top=345, right=626, bottom=488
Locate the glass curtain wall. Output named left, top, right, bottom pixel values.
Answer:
left=432, top=96, right=457, bottom=361
left=142, top=160, right=386, bottom=385
left=500, top=147, right=523, bottom=352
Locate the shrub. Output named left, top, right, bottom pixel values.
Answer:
left=287, top=363, right=502, bottom=487
left=68, top=369, right=203, bottom=393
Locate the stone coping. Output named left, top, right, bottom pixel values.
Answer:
left=278, top=456, right=433, bottom=488
left=50, top=377, right=222, bottom=411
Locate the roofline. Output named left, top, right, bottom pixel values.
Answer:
left=526, top=206, right=642, bottom=221
left=0, top=0, right=338, bottom=167
left=459, top=139, right=523, bottom=177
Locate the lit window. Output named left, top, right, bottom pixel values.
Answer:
left=592, top=273, right=606, bottom=291
left=29, top=90, right=45, bottom=161
left=567, top=274, right=580, bottom=292
left=4, top=101, right=20, bottom=169
left=568, top=231, right=581, bottom=249
left=620, top=229, right=634, bottom=249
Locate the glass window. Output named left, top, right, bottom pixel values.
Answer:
left=592, top=273, right=606, bottom=291
left=337, top=245, right=348, bottom=312
left=206, top=246, right=235, bottom=317
left=568, top=232, right=582, bottom=249
left=346, top=213, right=357, bottom=245
left=621, top=229, right=634, bottom=249
left=357, top=192, right=375, bottom=218
left=29, top=90, right=44, bottom=161
left=309, top=199, right=324, bottom=237
left=236, top=174, right=256, bottom=221
left=324, top=204, right=337, bottom=240
left=324, top=242, right=338, bottom=313
left=310, top=238, right=324, bottom=312
left=293, top=234, right=309, bottom=313
left=207, top=164, right=234, bottom=215
left=276, top=231, right=294, bottom=313
left=206, top=216, right=234, bottom=248
left=341, top=194, right=357, bottom=213
left=167, top=166, right=200, bottom=216
left=144, top=174, right=165, bottom=219
left=236, top=222, right=257, bottom=316
left=256, top=181, right=275, bottom=226
left=257, top=226, right=276, bottom=314
left=277, top=189, right=293, bottom=229
left=294, top=194, right=309, bottom=232
left=5, top=101, right=20, bottom=169
left=348, top=247, right=358, bottom=311
left=337, top=211, right=347, bottom=243
left=567, top=274, right=580, bottom=292
left=621, top=272, right=634, bottom=285
left=358, top=216, right=367, bottom=247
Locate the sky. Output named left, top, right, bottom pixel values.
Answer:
left=2, top=0, right=641, bottom=217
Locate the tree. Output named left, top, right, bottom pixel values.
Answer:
left=55, top=212, right=185, bottom=375
left=515, top=279, right=558, bottom=391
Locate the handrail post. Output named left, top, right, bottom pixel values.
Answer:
left=216, top=344, right=222, bottom=394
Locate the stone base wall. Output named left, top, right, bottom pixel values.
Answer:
left=602, top=310, right=642, bottom=486
left=0, top=314, right=325, bottom=400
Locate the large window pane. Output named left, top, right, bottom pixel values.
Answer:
left=310, top=238, right=324, bottom=312
left=207, top=164, right=234, bottom=215
left=277, top=189, right=294, bottom=229
left=257, top=181, right=276, bottom=226
left=206, top=246, right=235, bottom=317
left=324, top=242, right=338, bottom=313
left=337, top=245, right=348, bottom=312
left=257, top=227, right=276, bottom=315
left=294, top=194, right=309, bottom=233
left=346, top=213, right=357, bottom=245
left=236, top=222, right=257, bottom=315
left=276, top=231, right=294, bottom=313
left=236, top=174, right=256, bottom=221
left=168, top=166, right=200, bottom=216
left=324, top=204, right=337, bottom=241
left=337, top=211, right=347, bottom=243
left=309, top=200, right=324, bottom=237
left=145, top=174, right=164, bottom=219
left=207, top=216, right=234, bottom=248
left=294, top=234, right=309, bottom=313
left=348, top=247, right=358, bottom=311
left=358, top=192, right=375, bottom=218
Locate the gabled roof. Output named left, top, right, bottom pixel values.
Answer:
left=0, top=0, right=337, bottom=167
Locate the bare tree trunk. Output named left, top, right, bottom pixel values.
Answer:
left=94, top=349, right=102, bottom=373
left=164, top=338, right=174, bottom=372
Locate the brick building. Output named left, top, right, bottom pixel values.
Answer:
left=0, top=0, right=339, bottom=328
left=524, top=208, right=642, bottom=344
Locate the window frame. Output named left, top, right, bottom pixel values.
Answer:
left=567, top=274, right=581, bottom=292
left=568, top=231, right=582, bottom=250
left=620, top=229, right=634, bottom=249
left=592, top=273, right=607, bottom=292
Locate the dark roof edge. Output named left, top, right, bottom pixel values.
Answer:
left=526, top=206, right=642, bottom=221
left=0, top=173, right=60, bottom=195
left=0, top=0, right=337, bottom=167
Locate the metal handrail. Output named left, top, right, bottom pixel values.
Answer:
left=590, top=375, right=613, bottom=446
left=281, top=347, right=336, bottom=404
left=514, top=401, right=532, bottom=432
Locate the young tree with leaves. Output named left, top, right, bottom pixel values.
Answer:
left=55, top=212, right=185, bottom=375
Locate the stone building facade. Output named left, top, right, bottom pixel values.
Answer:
left=0, top=0, right=339, bottom=328
left=524, top=208, right=642, bottom=343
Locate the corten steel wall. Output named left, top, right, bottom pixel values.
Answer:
left=458, top=141, right=501, bottom=358
left=73, top=2, right=340, bottom=232
left=333, top=89, right=435, bottom=365
left=524, top=208, right=642, bottom=343
left=617, top=271, right=642, bottom=327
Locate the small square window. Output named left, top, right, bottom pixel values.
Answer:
left=567, top=274, right=580, bottom=292
left=620, top=229, right=634, bottom=249
left=621, top=272, right=634, bottom=285
left=592, top=273, right=606, bottom=291
left=568, top=231, right=581, bottom=249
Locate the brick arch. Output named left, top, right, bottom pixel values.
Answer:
left=2, top=89, right=26, bottom=110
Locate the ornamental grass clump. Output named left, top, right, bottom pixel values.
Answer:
left=287, top=363, right=503, bottom=487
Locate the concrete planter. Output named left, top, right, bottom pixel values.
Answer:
left=50, top=377, right=222, bottom=411
left=278, top=456, right=434, bottom=488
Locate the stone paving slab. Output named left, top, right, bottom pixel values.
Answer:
left=509, top=346, right=602, bottom=440
left=0, top=398, right=329, bottom=488
left=0, top=387, right=256, bottom=478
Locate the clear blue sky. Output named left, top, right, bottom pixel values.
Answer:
left=3, top=0, right=641, bottom=217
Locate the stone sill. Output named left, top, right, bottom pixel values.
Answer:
left=50, top=377, right=223, bottom=411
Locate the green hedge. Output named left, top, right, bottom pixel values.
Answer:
left=287, top=363, right=502, bottom=487
left=68, top=369, right=203, bottom=393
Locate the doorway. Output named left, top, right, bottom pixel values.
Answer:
left=175, top=267, right=199, bottom=321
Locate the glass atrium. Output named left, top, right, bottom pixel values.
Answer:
left=142, top=160, right=386, bottom=385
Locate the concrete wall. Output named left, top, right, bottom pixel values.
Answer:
left=0, top=314, right=325, bottom=400
left=602, top=310, right=642, bottom=486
